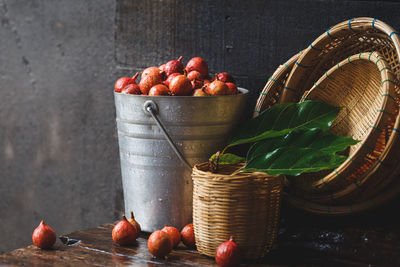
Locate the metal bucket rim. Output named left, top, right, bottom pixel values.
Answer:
left=114, top=87, right=249, bottom=98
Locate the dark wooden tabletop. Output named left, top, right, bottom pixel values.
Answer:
left=2, top=201, right=400, bottom=266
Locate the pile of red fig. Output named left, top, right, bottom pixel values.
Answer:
left=114, top=57, right=240, bottom=96
left=111, top=212, right=141, bottom=246
left=147, top=223, right=195, bottom=258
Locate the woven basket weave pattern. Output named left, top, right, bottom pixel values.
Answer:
left=192, top=163, right=283, bottom=259
left=282, top=18, right=400, bottom=103
left=293, top=52, right=397, bottom=200
left=254, top=18, right=400, bottom=215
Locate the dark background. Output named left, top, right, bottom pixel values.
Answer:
left=1, top=0, right=399, bottom=253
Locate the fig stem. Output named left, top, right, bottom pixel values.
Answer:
left=177, top=56, right=183, bottom=62
left=130, top=211, right=135, bottom=219
left=132, top=72, right=139, bottom=80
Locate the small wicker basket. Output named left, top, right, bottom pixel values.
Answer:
left=192, top=163, right=283, bottom=259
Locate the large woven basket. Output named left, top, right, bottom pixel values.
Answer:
left=254, top=17, right=400, bottom=215
left=281, top=17, right=400, bottom=103
left=291, top=52, right=397, bottom=198
left=192, top=163, right=283, bottom=259
left=253, top=52, right=300, bottom=116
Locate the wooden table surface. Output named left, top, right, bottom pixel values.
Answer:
left=2, top=203, right=400, bottom=266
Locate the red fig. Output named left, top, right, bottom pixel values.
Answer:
left=147, top=230, right=173, bottom=258
left=142, top=66, right=164, bottom=79
left=112, top=215, right=138, bottom=246
left=32, top=220, right=56, bottom=249
left=139, top=74, right=163, bottom=95
left=187, top=70, right=203, bottom=81
left=114, top=73, right=139, bottom=93
left=164, top=56, right=184, bottom=77
left=186, top=57, right=208, bottom=77
left=217, top=72, right=235, bottom=83
left=149, top=84, right=170, bottom=96
left=205, top=80, right=229, bottom=95
left=215, top=236, right=242, bottom=267
left=161, top=225, right=181, bottom=248
left=128, top=211, right=141, bottom=233
left=164, top=73, right=181, bottom=87
left=225, top=82, right=239, bottom=95
left=159, top=64, right=166, bottom=72
left=192, top=88, right=209, bottom=96
left=181, top=223, right=195, bottom=248
left=169, top=75, right=193, bottom=96
left=121, top=83, right=141, bottom=95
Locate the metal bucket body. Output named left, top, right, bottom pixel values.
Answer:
left=114, top=89, right=248, bottom=232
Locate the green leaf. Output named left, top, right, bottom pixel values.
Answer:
left=246, top=128, right=358, bottom=159
left=210, top=153, right=245, bottom=165
left=228, top=101, right=341, bottom=147
left=244, top=147, right=347, bottom=176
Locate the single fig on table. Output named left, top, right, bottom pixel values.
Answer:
left=161, top=225, right=181, bottom=248
left=121, top=83, right=141, bottom=95
left=164, top=56, right=184, bottom=77
left=185, top=57, right=208, bottom=77
left=205, top=80, right=229, bottom=95
left=147, top=230, right=173, bottom=258
left=192, top=88, right=209, bottom=96
left=128, top=211, right=141, bottom=233
left=139, top=74, right=163, bottom=95
left=217, top=72, right=235, bottom=83
left=169, top=75, right=193, bottom=96
left=225, top=82, right=239, bottom=95
left=149, top=84, right=170, bottom=96
left=181, top=223, right=195, bottom=248
left=32, top=220, right=56, bottom=249
left=164, top=73, right=181, bottom=87
left=187, top=70, right=203, bottom=81
left=215, top=236, right=242, bottom=267
left=112, top=215, right=138, bottom=246
left=114, top=73, right=139, bottom=93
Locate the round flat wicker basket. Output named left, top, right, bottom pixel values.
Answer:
left=192, top=163, right=283, bottom=259
left=254, top=17, right=400, bottom=215
left=281, top=17, right=400, bottom=103
left=292, top=52, right=397, bottom=196
left=254, top=52, right=300, bottom=116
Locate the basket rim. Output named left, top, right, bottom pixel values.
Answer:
left=298, top=51, right=395, bottom=185
left=253, top=52, right=301, bottom=117
left=253, top=17, right=400, bottom=214
left=192, top=162, right=283, bottom=181
left=281, top=17, right=400, bottom=103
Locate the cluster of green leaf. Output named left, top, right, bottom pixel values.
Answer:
left=211, top=101, right=358, bottom=176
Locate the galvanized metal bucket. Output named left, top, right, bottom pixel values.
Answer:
left=114, top=89, right=248, bottom=232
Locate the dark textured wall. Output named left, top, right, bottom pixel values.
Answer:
left=0, top=0, right=121, bottom=252
left=1, top=0, right=400, bottom=253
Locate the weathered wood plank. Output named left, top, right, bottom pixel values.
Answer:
left=2, top=216, right=400, bottom=266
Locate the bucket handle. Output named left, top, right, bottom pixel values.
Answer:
left=143, top=100, right=192, bottom=170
